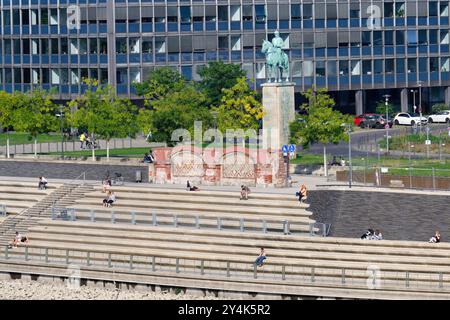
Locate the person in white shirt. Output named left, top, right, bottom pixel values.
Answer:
left=38, top=176, right=48, bottom=190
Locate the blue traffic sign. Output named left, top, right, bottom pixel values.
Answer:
left=282, top=145, right=288, bottom=153
left=289, top=144, right=296, bottom=153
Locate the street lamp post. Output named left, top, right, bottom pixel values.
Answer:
left=410, top=89, right=417, bottom=113
left=418, top=81, right=423, bottom=133
left=348, top=124, right=352, bottom=188
left=382, top=94, right=391, bottom=154
left=56, top=105, right=64, bottom=159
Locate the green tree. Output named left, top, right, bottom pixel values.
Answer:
left=215, top=77, right=264, bottom=134
left=0, top=91, right=16, bottom=158
left=289, top=88, right=352, bottom=176
left=133, top=67, right=186, bottom=106
left=149, top=86, right=212, bottom=146
left=431, top=103, right=449, bottom=114
left=198, top=61, right=246, bottom=107
left=12, top=88, right=58, bottom=158
left=137, top=108, right=153, bottom=141
left=375, top=100, right=396, bottom=116
left=68, top=79, right=138, bottom=160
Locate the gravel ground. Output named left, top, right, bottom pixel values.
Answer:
left=0, top=280, right=222, bottom=300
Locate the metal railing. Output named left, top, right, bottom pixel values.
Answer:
left=310, top=222, right=332, bottom=237
left=1, top=245, right=449, bottom=292
left=51, top=208, right=297, bottom=235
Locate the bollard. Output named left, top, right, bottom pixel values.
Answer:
left=45, top=248, right=48, bottom=263
left=201, top=260, right=204, bottom=275
left=152, top=256, right=156, bottom=271
left=311, top=267, right=315, bottom=283
left=227, top=261, right=230, bottom=277
left=282, top=265, right=286, bottom=280
left=253, top=264, right=257, bottom=279
left=108, top=253, right=112, bottom=268
left=439, top=272, right=444, bottom=289
left=130, top=255, right=134, bottom=270
left=283, top=220, right=290, bottom=235
left=131, top=212, right=136, bottom=225
left=66, top=250, right=69, bottom=264
left=4, top=246, right=8, bottom=260
left=262, top=220, right=267, bottom=233
left=240, top=218, right=244, bottom=232
left=173, top=215, right=178, bottom=228
left=432, top=168, right=436, bottom=191
left=406, top=271, right=410, bottom=288
left=24, top=247, right=29, bottom=261
left=111, top=211, right=115, bottom=224
left=152, top=212, right=157, bottom=226
left=176, top=258, right=180, bottom=273
left=70, top=208, right=76, bottom=221
left=87, top=252, right=91, bottom=266
left=341, top=268, right=346, bottom=284
left=90, top=210, right=95, bottom=222
left=195, top=215, right=200, bottom=229
left=217, top=218, right=222, bottom=230
left=51, top=207, right=56, bottom=220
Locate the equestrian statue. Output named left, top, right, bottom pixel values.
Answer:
left=261, top=30, right=290, bottom=83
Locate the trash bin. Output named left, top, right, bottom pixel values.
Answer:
left=135, top=170, right=142, bottom=183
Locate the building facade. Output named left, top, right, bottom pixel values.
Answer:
left=1, top=0, right=450, bottom=114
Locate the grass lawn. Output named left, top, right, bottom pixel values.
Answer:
left=0, top=132, right=75, bottom=146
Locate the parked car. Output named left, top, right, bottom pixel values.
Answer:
left=427, top=110, right=450, bottom=123
left=393, top=113, right=428, bottom=126
left=355, top=114, right=393, bottom=129
left=354, top=113, right=378, bottom=127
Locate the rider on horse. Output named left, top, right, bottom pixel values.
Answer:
left=272, top=30, right=284, bottom=56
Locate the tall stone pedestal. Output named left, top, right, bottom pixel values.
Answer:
left=261, top=83, right=296, bottom=150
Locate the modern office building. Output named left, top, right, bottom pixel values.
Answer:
left=1, top=0, right=450, bottom=114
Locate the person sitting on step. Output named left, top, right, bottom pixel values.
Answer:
left=186, top=180, right=199, bottom=191
left=102, top=191, right=116, bottom=207
left=240, top=185, right=250, bottom=200
left=254, top=247, right=266, bottom=267
left=9, top=231, right=29, bottom=248
left=429, top=230, right=441, bottom=243
left=38, top=176, right=48, bottom=190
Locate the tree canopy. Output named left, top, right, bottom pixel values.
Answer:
left=198, top=61, right=246, bottom=107
left=215, top=77, right=264, bottom=133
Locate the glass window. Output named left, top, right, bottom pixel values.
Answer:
left=407, top=58, right=417, bottom=73
left=350, top=8, right=360, bottom=18
left=430, top=57, right=439, bottom=71
left=316, top=61, right=326, bottom=76
left=384, top=2, right=394, bottom=17
left=100, top=69, right=108, bottom=84
left=430, top=1, right=438, bottom=16
left=12, top=9, right=20, bottom=26
left=89, top=38, right=97, bottom=54
left=302, top=61, right=313, bottom=76
left=396, top=30, right=405, bottom=45
left=351, top=60, right=361, bottom=75
left=13, top=39, right=20, bottom=55
left=180, top=6, right=191, bottom=23
left=441, top=30, right=449, bottom=44
left=70, top=39, right=78, bottom=54
left=116, top=38, right=127, bottom=54
left=41, top=39, right=49, bottom=54
left=419, top=57, right=427, bottom=72
left=218, top=6, right=228, bottom=21
left=129, top=38, right=140, bottom=53
left=385, top=31, right=394, bottom=45
left=339, top=60, right=349, bottom=75
left=50, top=9, right=58, bottom=25
left=362, top=60, right=371, bottom=74
left=303, top=4, right=312, bottom=19
left=373, top=31, right=382, bottom=46
left=31, top=9, right=38, bottom=25
left=255, top=5, right=266, bottom=22
left=327, top=61, right=337, bottom=76
left=362, top=32, right=371, bottom=46
left=441, top=57, right=450, bottom=72
left=23, top=39, right=30, bottom=54
left=385, top=59, right=394, bottom=73
left=142, top=38, right=153, bottom=54
left=99, top=38, right=107, bottom=54
left=51, top=39, right=58, bottom=54
left=291, top=4, right=301, bottom=20
left=429, top=29, right=438, bottom=44
left=243, top=5, right=253, bottom=21
left=407, top=30, right=417, bottom=45
left=41, top=8, right=49, bottom=25
left=396, top=58, right=405, bottom=73
left=395, top=2, right=406, bottom=17
left=22, top=9, right=29, bottom=26
left=61, top=38, right=68, bottom=54
left=79, top=39, right=87, bottom=54
left=441, top=2, right=449, bottom=17
left=374, top=60, right=383, bottom=74
left=3, top=10, right=11, bottom=27
left=418, top=30, right=427, bottom=45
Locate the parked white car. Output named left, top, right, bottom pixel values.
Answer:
left=393, top=113, right=428, bottom=126
left=427, top=110, right=450, bottom=123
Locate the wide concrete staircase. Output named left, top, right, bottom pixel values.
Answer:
left=69, top=186, right=315, bottom=235
left=2, top=219, right=450, bottom=299
left=0, top=180, right=93, bottom=245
